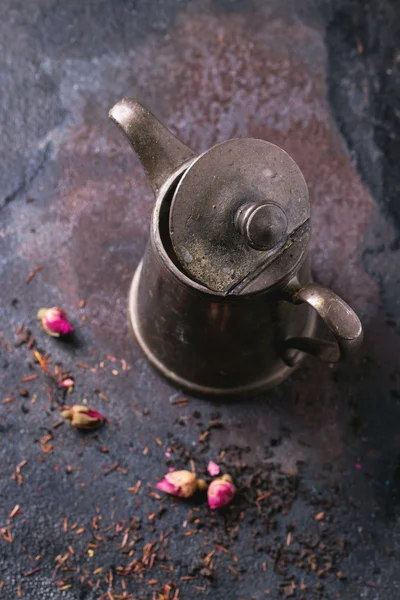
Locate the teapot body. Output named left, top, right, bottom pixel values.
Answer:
left=110, top=98, right=363, bottom=396
left=129, top=177, right=317, bottom=397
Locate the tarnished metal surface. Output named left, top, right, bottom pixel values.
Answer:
left=169, top=137, right=310, bottom=293
left=112, top=97, right=362, bottom=393
left=0, top=0, right=399, bottom=598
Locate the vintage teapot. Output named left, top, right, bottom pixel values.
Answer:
left=109, top=98, right=363, bottom=397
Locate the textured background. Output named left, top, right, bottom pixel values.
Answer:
left=0, top=0, right=399, bottom=598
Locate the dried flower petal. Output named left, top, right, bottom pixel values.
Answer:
left=32, top=349, right=50, bottom=372
left=208, top=474, right=236, bottom=509
left=37, top=307, right=74, bottom=337
left=207, top=461, right=220, bottom=476
left=61, top=405, right=105, bottom=430
left=156, top=470, right=197, bottom=498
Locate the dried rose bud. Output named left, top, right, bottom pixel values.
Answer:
left=61, top=405, right=105, bottom=430
left=37, top=307, right=74, bottom=337
left=59, top=378, right=74, bottom=388
left=156, top=470, right=197, bottom=498
left=207, top=461, right=220, bottom=476
left=207, top=474, right=236, bottom=509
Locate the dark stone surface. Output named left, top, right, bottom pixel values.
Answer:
left=0, top=0, right=399, bottom=598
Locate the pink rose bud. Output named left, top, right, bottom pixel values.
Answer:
left=37, top=307, right=74, bottom=337
left=207, top=461, right=220, bottom=476
left=156, top=470, right=197, bottom=498
left=59, top=378, right=74, bottom=388
left=207, top=474, right=236, bottom=509
left=61, top=405, right=105, bottom=430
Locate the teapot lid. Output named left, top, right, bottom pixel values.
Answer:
left=169, top=138, right=310, bottom=294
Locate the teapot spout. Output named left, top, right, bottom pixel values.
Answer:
left=109, top=98, right=196, bottom=196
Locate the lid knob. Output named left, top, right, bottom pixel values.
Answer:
left=234, top=202, right=288, bottom=251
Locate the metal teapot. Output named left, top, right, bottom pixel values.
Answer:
left=109, top=98, right=363, bottom=397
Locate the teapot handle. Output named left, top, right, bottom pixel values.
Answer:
left=282, top=283, right=363, bottom=364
